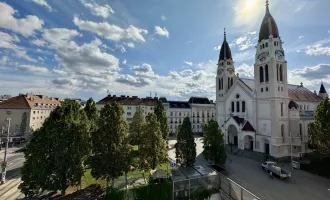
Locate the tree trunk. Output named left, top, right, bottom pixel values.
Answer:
left=125, top=172, right=128, bottom=189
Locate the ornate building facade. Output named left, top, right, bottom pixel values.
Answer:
left=216, top=1, right=328, bottom=159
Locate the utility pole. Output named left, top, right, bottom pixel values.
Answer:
left=0, top=127, right=4, bottom=151
left=1, top=111, right=11, bottom=184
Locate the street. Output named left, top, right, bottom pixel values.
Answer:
left=168, top=137, right=330, bottom=200
left=0, top=147, right=25, bottom=200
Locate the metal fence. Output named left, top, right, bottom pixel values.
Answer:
left=173, top=172, right=260, bottom=200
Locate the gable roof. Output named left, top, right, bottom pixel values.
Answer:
left=0, top=94, right=60, bottom=109
left=242, top=121, right=256, bottom=132
left=97, top=95, right=159, bottom=106
left=232, top=116, right=245, bottom=125
left=239, top=78, right=323, bottom=102
left=188, top=97, right=211, bottom=104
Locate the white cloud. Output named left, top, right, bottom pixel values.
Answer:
left=73, top=16, right=148, bottom=42
left=234, top=49, right=255, bottom=63
left=154, top=26, right=169, bottom=38
left=80, top=0, right=114, bottom=18
left=230, top=31, right=257, bottom=51
left=0, top=56, right=8, bottom=65
left=55, top=38, right=119, bottom=76
left=31, top=0, right=53, bottom=11
left=236, top=63, right=254, bottom=78
left=0, top=2, right=44, bottom=36
left=305, top=42, right=330, bottom=56
left=184, top=61, right=193, bottom=66
left=31, top=39, right=47, bottom=46
left=294, top=2, right=306, bottom=13
left=52, top=69, right=68, bottom=75
left=42, top=28, right=80, bottom=48
left=38, top=56, right=44, bottom=62
left=161, top=15, right=167, bottom=21
left=17, top=65, right=49, bottom=73
left=214, top=45, right=221, bottom=51
left=126, top=42, right=135, bottom=48
left=131, top=63, right=159, bottom=79
left=180, top=69, right=193, bottom=76
left=116, top=74, right=151, bottom=87
left=115, top=44, right=126, bottom=53
left=122, top=59, right=127, bottom=64
left=298, top=36, right=304, bottom=39
left=0, top=31, right=36, bottom=62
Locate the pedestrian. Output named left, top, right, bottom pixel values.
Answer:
left=269, top=171, right=273, bottom=179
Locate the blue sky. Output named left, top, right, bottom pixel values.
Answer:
left=0, top=0, right=330, bottom=101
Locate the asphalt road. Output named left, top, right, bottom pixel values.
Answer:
left=168, top=137, right=330, bottom=200
left=0, top=147, right=25, bottom=200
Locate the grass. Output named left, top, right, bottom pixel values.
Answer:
left=81, top=169, right=107, bottom=188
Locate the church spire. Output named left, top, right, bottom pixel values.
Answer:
left=218, top=28, right=232, bottom=61
left=266, top=0, right=270, bottom=14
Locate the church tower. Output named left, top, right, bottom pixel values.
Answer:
left=216, top=29, right=236, bottom=128
left=254, top=1, right=289, bottom=157
left=318, top=83, right=328, bottom=99
left=216, top=29, right=236, bottom=99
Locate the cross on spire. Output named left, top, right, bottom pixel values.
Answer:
left=224, top=27, right=226, bottom=41
left=266, top=0, right=270, bottom=13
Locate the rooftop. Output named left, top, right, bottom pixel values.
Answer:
left=0, top=94, right=60, bottom=109
left=97, top=95, right=159, bottom=106
left=168, top=101, right=191, bottom=109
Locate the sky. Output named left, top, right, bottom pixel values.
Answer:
left=0, top=0, right=330, bottom=102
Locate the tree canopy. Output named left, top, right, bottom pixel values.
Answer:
left=139, top=113, right=167, bottom=170
left=87, top=102, right=131, bottom=186
left=175, top=117, right=196, bottom=167
left=19, top=99, right=91, bottom=196
left=84, top=97, right=99, bottom=131
left=129, top=105, right=144, bottom=147
left=154, top=101, right=169, bottom=140
left=203, top=119, right=226, bottom=165
left=308, top=97, right=330, bottom=156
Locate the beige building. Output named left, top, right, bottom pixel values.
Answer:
left=0, top=94, right=61, bottom=136
left=96, top=95, right=159, bottom=123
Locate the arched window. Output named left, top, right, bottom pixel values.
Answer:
left=261, top=88, right=263, bottom=92
left=280, top=64, right=283, bottom=81
left=265, top=65, right=269, bottom=82
left=218, top=79, right=221, bottom=90
left=231, top=78, right=233, bottom=86
left=281, top=102, right=283, bottom=116
left=299, top=123, right=302, bottom=136
left=228, top=77, right=230, bottom=89
left=277, top=64, right=279, bottom=81
left=277, top=41, right=279, bottom=46
left=242, top=101, right=246, bottom=112
left=231, top=102, right=234, bottom=112
left=221, top=78, right=223, bottom=89
left=266, top=87, right=268, bottom=91
left=274, top=41, right=276, bottom=46
left=281, top=124, right=284, bottom=142
left=262, top=44, right=264, bottom=48
left=304, top=105, right=306, bottom=110
left=236, top=101, right=240, bottom=112
left=307, top=105, right=309, bottom=110
left=259, top=66, right=264, bottom=83
left=265, top=42, right=268, bottom=47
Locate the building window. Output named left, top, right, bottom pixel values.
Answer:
left=38, top=111, right=39, bottom=114
left=262, top=44, right=265, bottom=48
left=274, top=41, right=276, bottom=46
left=33, top=111, right=35, bottom=114
left=278, top=86, right=280, bottom=91
left=299, top=123, right=302, bottom=136
left=127, top=112, right=131, bottom=116
left=280, top=64, right=283, bottom=81
left=236, top=101, right=240, bottom=112
left=281, top=87, right=283, bottom=91
left=265, top=65, right=269, bottom=82
left=281, top=102, right=283, bottom=116
left=261, top=88, right=263, bottom=92
left=179, top=112, right=181, bottom=116
left=281, top=124, right=284, bottom=138
left=276, top=64, right=279, bottom=81
left=303, top=105, right=306, bottom=110
left=266, top=87, right=268, bottom=91
left=33, top=117, right=35, bottom=120
left=219, top=79, right=221, bottom=90
left=265, top=42, right=268, bottom=47
left=193, top=125, right=195, bottom=129
left=221, top=78, right=223, bottom=89
left=170, top=112, right=173, bottom=116
left=242, top=101, right=246, bottom=112
left=300, top=105, right=302, bottom=110
left=228, top=77, right=230, bottom=89
left=307, top=105, right=309, bottom=110
left=259, top=66, right=264, bottom=83
left=231, top=101, right=234, bottom=112
left=193, top=112, right=195, bottom=117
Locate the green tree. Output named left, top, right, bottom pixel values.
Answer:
left=129, top=105, right=144, bottom=147
left=19, top=99, right=91, bottom=196
left=203, top=119, right=227, bottom=165
left=87, top=102, right=131, bottom=187
left=139, top=113, right=167, bottom=170
left=20, top=112, right=27, bottom=135
left=308, top=97, right=330, bottom=156
left=175, top=117, right=196, bottom=166
left=154, top=101, right=169, bottom=140
left=84, top=97, right=99, bottom=130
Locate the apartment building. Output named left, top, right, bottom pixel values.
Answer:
left=96, top=95, right=159, bottom=123
left=160, top=97, right=216, bottom=135
left=0, top=94, right=61, bottom=136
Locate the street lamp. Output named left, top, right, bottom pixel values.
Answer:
left=1, top=111, right=11, bottom=184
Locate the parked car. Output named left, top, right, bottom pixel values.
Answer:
left=261, top=161, right=291, bottom=180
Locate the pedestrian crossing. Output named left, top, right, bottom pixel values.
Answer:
left=0, top=174, right=24, bottom=200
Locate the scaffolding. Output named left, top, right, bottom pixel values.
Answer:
left=171, top=165, right=260, bottom=200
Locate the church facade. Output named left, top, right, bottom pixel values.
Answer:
left=216, top=1, right=328, bottom=159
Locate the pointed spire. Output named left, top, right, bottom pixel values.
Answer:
left=224, top=28, right=226, bottom=41
left=319, top=82, right=327, bottom=94
left=223, top=28, right=227, bottom=58
left=266, top=0, right=270, bottom=14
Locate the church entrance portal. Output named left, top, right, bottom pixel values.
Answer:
left=228, top=125, right=238, bottom=146
left=265, top=142, right=270, bottom=155
left=244, top=135, right=253, bottom=150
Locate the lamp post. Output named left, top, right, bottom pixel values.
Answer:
left=0, top=126, right=4, bottom=151
left=1, top=111, right=11, bottom=184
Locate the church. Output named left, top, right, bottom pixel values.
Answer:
left=215, top=1, right=328, bottom=159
